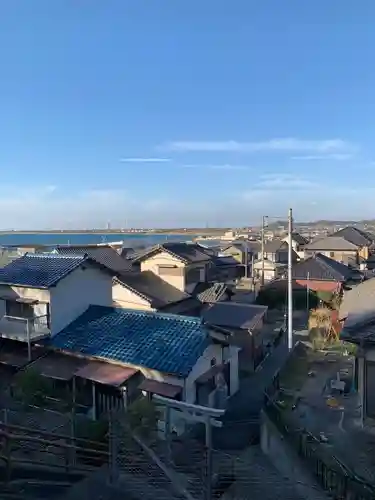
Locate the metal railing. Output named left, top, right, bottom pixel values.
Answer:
left=0, top=314, right=50, bottom=342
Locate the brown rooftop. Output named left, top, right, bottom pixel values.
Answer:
left=75, top=361, right=138, bottom=387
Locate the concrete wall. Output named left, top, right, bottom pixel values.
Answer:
left=112, top=282, right=152, bottom=311
left=185, top=343, right=224, bottom=404
left=0, top=284, right=50, bottom=319
left=138, top=342, right=239, bottom=406
left=261, top=412, right=329, bottom=500
left=49, top=264, right=113, bottom=335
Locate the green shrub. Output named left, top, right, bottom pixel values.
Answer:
left=13, top=369, right=54, bottom=407
left=126, top=397, right=160, bottom=438
left=74, top=418, right=109, bottom=442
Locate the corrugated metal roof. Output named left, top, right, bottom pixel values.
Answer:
left=193, top=282, right=231, bottom=303
left=75, top=361, right=138, bottom=387
left=0, top=253, right=87, bottom=288
left=47, top=306, right=210, bottom=377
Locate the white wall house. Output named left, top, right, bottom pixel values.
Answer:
left=0, top=254, right=113, bottom=348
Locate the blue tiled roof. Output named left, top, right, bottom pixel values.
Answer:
left=0, top=253, right=87, bottom=288
left=47, top=306, right=210, bottom=377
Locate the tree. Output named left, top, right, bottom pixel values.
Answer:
left=126, top=397, right=160, bottom=439
left=308, top=307, right=339, bottom=349
left=12, top=369, right=54, bottom=407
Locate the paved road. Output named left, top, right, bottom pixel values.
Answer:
left=213, top=337, right=289, bottom=449
left=214, top=314, right=309, bottom=451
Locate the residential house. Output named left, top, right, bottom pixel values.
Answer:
left=222, top=241, right=260, bottom=271
left=304, top=227, right=375, bottom=267
left=341, top=297, right=375, bottom=423
left=132, top=242, right=213, bottom=293
left=262, top=240, right=298, bottom=263
left=339, top=277, right=375, bottom=328
left=281, top=232, right=309, bottom=259
left=45, top=306, right=240, bottom=414
left=208, top=255, right=244, bottom=284
left=196, top=240, right=223, bottom=256
left=251, top=240, right=299, bottom=282
left=0, top=253, right=113, bottom=353
left=112, top=271, right=200, bottom=315
left=55, top=244, right=133, bottom=274
left=336, top=279, right=375, bottom=423
left=333, top=226, right=374, bottom=262
left=291, top=253, right=361, bottom=293
left=304, top=236, right=360, bottom=266
left=252, top=259, right=286, bottom=282
left=202, top=302, right=268, bottom=373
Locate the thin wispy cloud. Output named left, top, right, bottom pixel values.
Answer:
left=181, top=164, right=251, bottom=171
left=291, top=153, right=353, bottom=161
left=255, top=173, right=317, bottom=190
left=161, top=138, right=356, bottom=154
left=120, top=157, right=171, bottom=163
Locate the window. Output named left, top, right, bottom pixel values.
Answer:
left=158, top=265, right=180, bottom=275
left=5, top=301, right=34, bottom=318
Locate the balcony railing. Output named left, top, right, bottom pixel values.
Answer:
left=0, top=314, right=50, bottom=342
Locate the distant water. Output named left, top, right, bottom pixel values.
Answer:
left=0, top=232, right=196, bottom=248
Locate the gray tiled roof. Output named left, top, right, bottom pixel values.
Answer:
left=223, top=241, right=260, bottom=254
left=340, top=277, right=375, bottom=326
left=332, top=226, right=375, bottom=247
left=193, top=282, right=232, bottom=303
left=114, top=271, right=192, bottom=309
left=133, top=242, right=212, bottom=264
left=342, top=318, right=375, bottom=344
left=202, top=302, right=267, bottom=330
left=0, top=253, right=87, bottom=288
left=305, top=236, right=358, bottom=251
left=47, top=305, right=210, bottom=377
left=292, top=253, right=354, bottom=282
left=56, top=245, right=133, bottom=273
left=263, top=240, right=287, bottom=253
left=291, top=232, right=309, bottom=245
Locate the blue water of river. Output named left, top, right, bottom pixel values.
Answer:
left=0, top=232, right=196, bottom=247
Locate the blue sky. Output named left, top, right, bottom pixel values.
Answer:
left=1, top=1, right=375, bottom=229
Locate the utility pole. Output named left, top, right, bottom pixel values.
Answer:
left=261, top=216, right=267, bottom=286
left=306, top=271, right=310, bottom=313
left=244, top=242, right=248, bottom=278
left=287, top=208, right=293, bottom=350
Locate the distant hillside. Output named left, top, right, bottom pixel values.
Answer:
left=263, top=219, right=375, bottom=230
